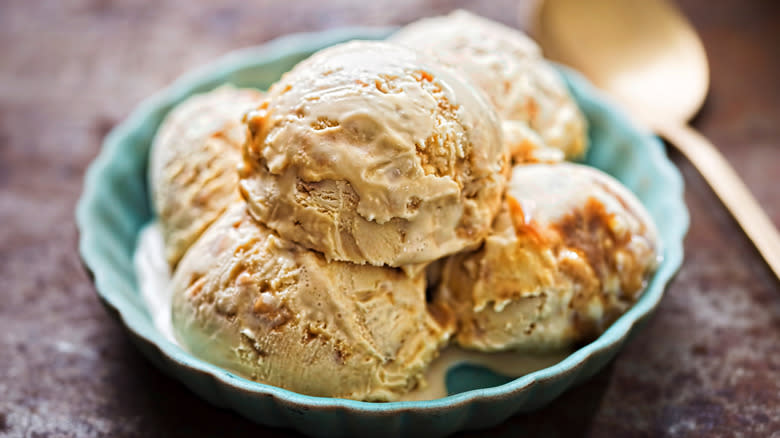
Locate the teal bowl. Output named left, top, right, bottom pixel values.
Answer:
left=76, top=27, right=688, bottom=437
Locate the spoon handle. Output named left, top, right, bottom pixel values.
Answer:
left=658, top=123, right=780, bottom=280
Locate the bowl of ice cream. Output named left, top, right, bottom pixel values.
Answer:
left=76, top=14, right=688, bottom=438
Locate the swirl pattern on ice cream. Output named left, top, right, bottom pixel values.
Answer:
left=171, top=203, right=452, bottom=401
left=239, top=41, right=509, bottom=267
left=436, top=163, right=660, bottom=352
left=149, top=86, right=264, bottom=267
left=392, top=10, right=588, bottom=163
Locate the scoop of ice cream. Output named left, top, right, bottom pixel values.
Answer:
left=392, top=10, right=588, bottom=163
left=436, top=163, right=660, bottom=352
left=171, top=203, right=452, bottom=401
left=239, top=41, right=509, bottom=268
left=149, top=86, right=264, bottom=267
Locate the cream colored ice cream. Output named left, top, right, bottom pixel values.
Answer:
left=437, top=163, right=660, bottom=352
left=149, top=86, right=264, bottom=267
left=239, top=41, right=509, bottom=268
left=171, top=203, right=453, bottom=401
left=392, top=10, right=588, bottom=163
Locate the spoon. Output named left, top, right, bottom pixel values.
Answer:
left=532, top=0, right=780, bottom=279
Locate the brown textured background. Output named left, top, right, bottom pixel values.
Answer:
left=1, top=0, right=779, bottom=436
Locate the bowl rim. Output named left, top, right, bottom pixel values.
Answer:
left=76, top=26, right=689, bottom=415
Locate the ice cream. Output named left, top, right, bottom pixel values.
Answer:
left=392, top=10, right=588, bottom=163
left=171, top=203, right=453, bottom=401
left=143, top=17, right=664, bottom=401
left=238, top=41, right=509, bottom=268
left=436, top=163, right=660, bottom=352
left=149, top=86, right=264, bottom=267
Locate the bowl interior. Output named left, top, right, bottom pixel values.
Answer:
left=77, top=28, right=688, bottom=411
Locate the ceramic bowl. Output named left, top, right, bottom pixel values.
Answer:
left=76, top=27, right=688, bottom=438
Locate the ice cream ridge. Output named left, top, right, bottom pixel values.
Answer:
left=171, top=203, right=451, bottom=401
left=435, top=163, right=660, bottom=352
left=149, top=86, right=264, bottom=267
left=238, top=40, right=509, bottom=268
left=392, top=10, right=588, bottom=164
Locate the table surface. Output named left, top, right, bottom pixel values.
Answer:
left=1, top=0, right=778, bottom=436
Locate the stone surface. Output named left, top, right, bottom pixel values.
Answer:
left=0, top=0, right=778, bottom=436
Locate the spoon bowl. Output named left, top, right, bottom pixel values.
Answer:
left=534, top=0, right=708, bottom=127
left=532, top=0, right=780, bottom=279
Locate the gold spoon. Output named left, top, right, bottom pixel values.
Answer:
left=532, top=0, right=780, bottom=279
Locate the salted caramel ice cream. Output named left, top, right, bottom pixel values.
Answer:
left=142, top=16, right=663, bottom=402
left=392, top=10, right=588, bottom=163
left=171, top=203, right=452, bottom=401
left=149, top=86, right=264, bottom=267
left=239, top=41, right=509, bottom=268
left=436, top=163, right=660, bottom=352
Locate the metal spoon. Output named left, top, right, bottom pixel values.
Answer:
left=532, top=0, right=780, bottom=279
